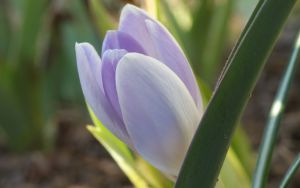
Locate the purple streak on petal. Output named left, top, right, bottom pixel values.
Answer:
left=119, top=4, right=157, bottom=56
left=145, top=19, right=203, bottom=111
left=102, top=49, right=127, bottom=122
left=116, top=53, right=201, bottom=176
left=102, top=30, right=145, bottom=55
left=75, top=42, right=133, bottom=148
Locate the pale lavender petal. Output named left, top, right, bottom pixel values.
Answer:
left=116, top=53, right=201, bottom=176
left=145, top=19, right=203, bottom=111
left=102, top=30, right=145, bottom=55
left=119, top=5, right=202, bottom=110
left=102, top=49, right=127, bottom=121
left=77, top=42, right=104, bottom=92
left=119, top=4, right=157, bottom=56
left=75, top=43, right=133, bottom=148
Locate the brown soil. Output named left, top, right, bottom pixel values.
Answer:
left=0, top=108, right=132, bottom=188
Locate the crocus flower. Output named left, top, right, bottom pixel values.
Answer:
left=75, top=4, right=203, bottom=177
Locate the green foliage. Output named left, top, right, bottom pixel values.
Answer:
left=158, top=0, right=235, bottom=85
left=175, top=0, right=297, bottom=187
left=0, top=0, right=96, bottom=151
left=199, top=76, right=254, bottom=186
left=253, top=29, right=300, bottom=188
left=279, top=154, right=300, bottom=188
left=88, top=0, right=116, bottom=37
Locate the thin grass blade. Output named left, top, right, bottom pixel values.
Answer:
left=200, top=0, right=234, bottom=84
left=279, top=154, right=300, bottom=188
left=252, top=29, right=300, bottom=188
left=87, top=0, right=116, bottom=38
left=159, top=0, right=189, bottom=53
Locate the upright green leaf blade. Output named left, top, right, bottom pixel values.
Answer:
left=159, top=0, right=188, bottom=52
left=88, top=0, right=116, bottom=38
left=8, top=0, right=48, bottom=65
left=253, top=29, right=300, bottom=188
left=189, top=0, right=214, bottom=76
left=200, top=0, right=234, bottom=84
left=218, top=148, right=251, bottom=188
left=175, top=0, right=296, bottom=187
left=279, top=154, right=300, bottom=188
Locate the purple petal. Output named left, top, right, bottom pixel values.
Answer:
left=119, top=5, right=202, bottom=110
left=102, top=49, right=127, bottom=122
left=116, top=53, right=201, bottom=176
left=102, top=30, right=145, bottom=55
left=145, top=19, right=203, bottom=111
left=119, top=4, right=157, bottom=56
left=75, top=43, right=133, bottom=148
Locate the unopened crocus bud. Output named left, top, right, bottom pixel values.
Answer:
left=75, top=4, right=203, bottom=177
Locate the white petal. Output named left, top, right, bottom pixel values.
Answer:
left=116, top=53, right=201, bottom=176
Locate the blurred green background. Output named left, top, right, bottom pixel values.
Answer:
left=0, top=0, right=299, bottom=187
left=0, top=0, right=257, bottom=151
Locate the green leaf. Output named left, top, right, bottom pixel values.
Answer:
left=231, top=126, right=255, bottom=177
left=135, top=156, right=174, bottom=188
left=199, top=75, right=255, bottom=177
left=218, top=148, right=251, bottom=188
left=175, top=0, right=297, bottom=187
left=252, top=29, right=300, bottom=188
left=279, top=154, right=300, bottom=188
left=188, top=0, right=214, bottom=75
left=0, top=87, right=30, bottom=151
left=8, top=0, right=48, bottom=66
left=200, top=0, right=235, bottom=84
left=88, top=125, right=150, bottom=188
left=158, top=0, right=190, bottom=52
left=88, top=0, right=116, bottom=38
left=198, top=77, right=254, bottom=180
left=0, top=0, right=12, bottom=59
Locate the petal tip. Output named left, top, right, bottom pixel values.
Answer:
left=120, top=4, right=147, bottom=22
left=76, top=42, right=92, bottom=48
left=122, top=4, right=140, bottom=13
left=75, top=42, right=95, bottom=53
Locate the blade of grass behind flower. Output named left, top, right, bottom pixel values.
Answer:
left=279, top=154, right=300, bottom=188
left=200, top=0, right=234, bottom=84
left=87, top=0, right=116, bottom=38
left=0, top=0, right=12, bottom=58
left=159, top=0, right=189, bottom=56
left=218, top=148, right=251, bottom=188
left=175, top=0, right=296, bottom=187
left=3, top=0, right=49, bottom=150
left=143, top=0, right=158, bottom=18
left=231, top=126, right=255, bottom=177
left=189, top=0, right=214, bottom=75
left=0, top=87, right=30, bottom=150
left=8, top=0, right=48, bottom=66
left=252, top=29, right=300, bottom=188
